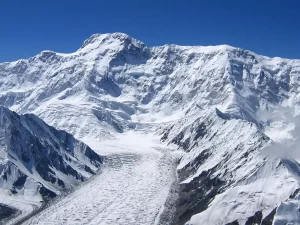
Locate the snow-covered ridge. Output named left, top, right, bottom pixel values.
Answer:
left=0, top=106, right=102, bottom=223
left=2, top=32, right=298, bottom=139
left=1, top=32, right=300, bottom=224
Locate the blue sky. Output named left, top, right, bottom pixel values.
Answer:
left=0, top=0, right=299, bottom=62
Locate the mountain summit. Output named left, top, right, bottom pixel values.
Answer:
left=1, top=33, right=300, bottom=224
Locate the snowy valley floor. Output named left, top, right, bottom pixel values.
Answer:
left=13, top=131, right=181, bottom=225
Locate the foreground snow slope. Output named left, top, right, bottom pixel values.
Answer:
left=1, top=32, right=300, bottom=224
left=0, top=106, right=102, bottom=224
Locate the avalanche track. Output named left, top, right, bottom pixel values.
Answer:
left=21, top=131, right=180, bottom=225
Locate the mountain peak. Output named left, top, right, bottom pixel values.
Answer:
left=80, top=32, right=146, bottom=50
left=2, top=32, right=300, bottom=225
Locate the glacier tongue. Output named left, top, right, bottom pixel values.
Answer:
left=2, top=32, right=300, bottom=224
left=22, top=131, right=180, bottom=225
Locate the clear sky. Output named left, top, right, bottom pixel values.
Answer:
left=0, top=0, right=299, bottom=62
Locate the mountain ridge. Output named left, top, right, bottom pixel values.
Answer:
left=1, top=33, right=300, bottom=224
left=0, top=106, right=103, bottom=223
left=5, top=32, right=300, bottom=64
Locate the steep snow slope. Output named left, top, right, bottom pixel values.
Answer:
left=160, top=111, right=300, bottom=225
left=0, top=106, right=102, bottom=223
left=1, top=33, right=300, bottom=224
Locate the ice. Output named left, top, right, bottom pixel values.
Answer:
left=23, top=131, right=179, bottom=225
left=2, top=32, right=300, bottom=224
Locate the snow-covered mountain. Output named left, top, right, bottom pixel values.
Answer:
left=0, top=106, right=102, bottom=223
left=1, top=32, right=300, bottom=224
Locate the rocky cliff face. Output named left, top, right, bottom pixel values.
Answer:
left=0, top=106, right=102, bottom=202
left=1, top=32, right=300, bottom=224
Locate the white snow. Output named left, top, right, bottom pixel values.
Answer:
left=23, top=131, right=179, bottom=225
left=273, top=196, right=300, bottom=225
left=1, top=32, right=300, bottom=224
left=0, top=189, right=41, bottom=225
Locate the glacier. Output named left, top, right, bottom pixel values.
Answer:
left=1, top=32, right=300, bottom=224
